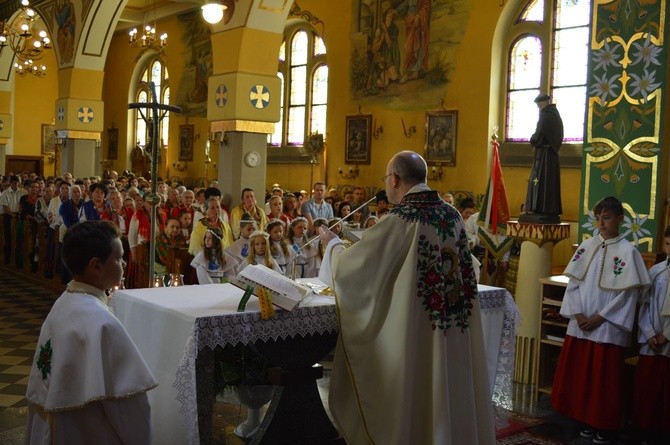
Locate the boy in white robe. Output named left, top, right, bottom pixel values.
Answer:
left=631, top=225, right=670, bottom=441
left=25, top=220, right=157, bottom=445
left=318, top=151, right=494, bottom=445
left=552, top=196, right=650, bottom=444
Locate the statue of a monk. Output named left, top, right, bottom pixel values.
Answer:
left=519, top=93, right=564, bottom=224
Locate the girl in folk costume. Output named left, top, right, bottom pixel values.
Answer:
left=238, top=230, right=283, bottom=273
left=552, top=197, right=650, bottom=444
left=190, top=228, right=235, bottom=284
left=267, top=220, right=293, bottom=276
left=287, top=217, right=319, bottom=278
left=630, top=226, right=670, bottom=442
left=224, top=214, right=257, bottom=275
left=267, top=195, right=291, bottom=225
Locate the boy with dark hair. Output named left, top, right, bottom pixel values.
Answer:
left=26, top=220, right=157, bottom=444
left=552, top=196, right=650, bottom=444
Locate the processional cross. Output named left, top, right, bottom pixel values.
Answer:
left=128, top=82, right=182, bottom=283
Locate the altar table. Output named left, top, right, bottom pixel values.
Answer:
left=113, top=283, right=518, bottom=445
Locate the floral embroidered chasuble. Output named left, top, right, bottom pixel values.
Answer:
left=320, top=186, right=495, bottom=445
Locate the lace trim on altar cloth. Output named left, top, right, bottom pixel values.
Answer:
left=172, top=305, right=338, bottom=444
left=482, top=288, right=522, bottom=406
left=174, top=334, right=199, bottom=445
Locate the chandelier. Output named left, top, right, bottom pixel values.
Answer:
left=0, top=0, right=51, bottom=77
left=129, top=25, right=167, bottom=53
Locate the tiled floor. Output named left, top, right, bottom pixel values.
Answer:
left=0, top=266, right=666, bottom=444
left=0, top=266, right=61, bottom=444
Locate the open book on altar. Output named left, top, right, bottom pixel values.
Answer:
left=230, top=264, right=311, bottom=311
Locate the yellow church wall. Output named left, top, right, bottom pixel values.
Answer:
left=0, top=91, right=11, bottom=112
left=58, top=67, right=104, bottom=100
left=103, top=14, right=212, bottom=182
left=11, top=48, right=59, bottom=176
left=265, top=0, right=581, bottom=225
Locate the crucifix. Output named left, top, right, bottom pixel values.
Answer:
left=128, top=82, right=182, bottom=284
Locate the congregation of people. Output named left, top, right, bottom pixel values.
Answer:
left=0, top=170, right=388, bottom=289
left=3, top=162, right=670, bottom=444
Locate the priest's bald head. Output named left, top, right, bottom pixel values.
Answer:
left=385, top=150, right=427, bottom=204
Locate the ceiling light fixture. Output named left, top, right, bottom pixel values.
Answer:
left=0, top=0, right=51, bottom=78
left=129, top=0, right=167, bottom=54
left=202, top=1, right=227, bottom=25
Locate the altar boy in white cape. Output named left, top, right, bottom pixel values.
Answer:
left=25, top=221, right=157, bottom=445
left=318, top=151, right=494, bottom=445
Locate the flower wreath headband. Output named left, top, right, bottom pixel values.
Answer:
left=265, top=219, right=286, bottom=231
left=249, top=230, right=270, bottom=240
left=206, top=228, right=222, bottom=240
left=290, top=217, right=308, bottom=228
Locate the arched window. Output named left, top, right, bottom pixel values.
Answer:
left=269, top=22, right=328, bottom=156
left=503, top=0, right=589, bottom=157
left=134, top=57, right=170, bottom=149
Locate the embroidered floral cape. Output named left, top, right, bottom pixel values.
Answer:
left=319, top=187, right=494, bottom=445
left=564, top=234, right=650, bottom=291
left=26, top=289, right=157, bottom=412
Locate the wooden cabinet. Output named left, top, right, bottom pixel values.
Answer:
left=535, top=275, right=569, bottom=400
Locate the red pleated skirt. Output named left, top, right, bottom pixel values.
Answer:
left=631, top=354, right=670, bottom=434
left=551, top=335, right=625, bottom=430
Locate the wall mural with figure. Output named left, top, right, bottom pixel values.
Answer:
left=39, top=0, right=88, bottom=67
left=176, top=10, right=213, bottom=117
left=350, top=0, right=470, bottom=110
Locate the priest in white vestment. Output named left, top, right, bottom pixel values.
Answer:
left=318, top=151, right=495, bottom=444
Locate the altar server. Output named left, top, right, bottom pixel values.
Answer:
left=631, top=226, right=670, bottom=442
left=25, top=220, right=157, bottom=445
left=552, top=196, right=650, bottom=444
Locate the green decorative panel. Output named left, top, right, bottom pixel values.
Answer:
left=579, top=0, right=667, bottom=252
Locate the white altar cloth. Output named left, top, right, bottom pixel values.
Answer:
left=113, top=283, right=518, bottom=445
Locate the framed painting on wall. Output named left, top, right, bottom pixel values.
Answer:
left=345, top=114, right=372, bottom=164
left=107, top=127, right=119, bottom=160
left=425, top=110, right=457, bottom=166
left=179, top=124, right=194, bottom=161
left=41, top=124, right=56, bottom=155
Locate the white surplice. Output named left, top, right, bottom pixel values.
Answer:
left=639, top=260, right=670, bottom=357
left=25, top=281, right=158, bottom=445
left=562, top=234, right=650, bottom=346
left=319, top=185, right=494, bottom=445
